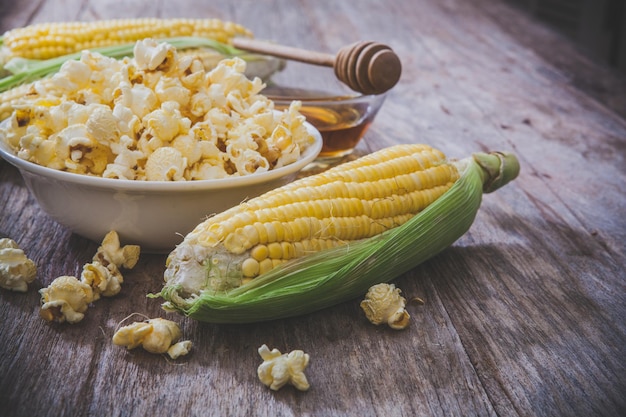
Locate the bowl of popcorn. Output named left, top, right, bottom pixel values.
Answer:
left=0, top=39, right=322, bottom=253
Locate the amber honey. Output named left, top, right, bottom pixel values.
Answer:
left=297, top=103, right=374, bottom=158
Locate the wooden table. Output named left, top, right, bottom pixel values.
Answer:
left=1, top=1, right=624, bottom=416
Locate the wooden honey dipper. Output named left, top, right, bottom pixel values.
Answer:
left=232, top=38, right=402, bottom=95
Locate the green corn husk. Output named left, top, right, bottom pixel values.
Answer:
left=153, top=150, right=519, bottom=324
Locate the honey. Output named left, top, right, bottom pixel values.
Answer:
left=292, top=104, right=374, bottom=158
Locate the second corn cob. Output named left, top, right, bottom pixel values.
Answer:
left=0, top=18, right=253, bottom=61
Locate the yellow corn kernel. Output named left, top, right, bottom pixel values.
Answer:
left=281, top=242, right=295, bottom=260
left=267, top=242, right=283, bottom=260
left=250, top=244, right=268, bottom=262
left=2, top=18, right=253, bottom=60
left=258, top=258, right=274, bottom=275
left=241, top=258, right=260, bottom=278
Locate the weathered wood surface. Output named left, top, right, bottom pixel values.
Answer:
left=1, top=0, right=625, bottom=416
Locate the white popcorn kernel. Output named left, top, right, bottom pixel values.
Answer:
left=112, top=103, right=142, bottom=137
left=143, top=101, right=189, bottom=143
left=145, top=147, right=187, bottom=181
left=167, top=340, right=193, bottom=359
left=233, top=149, right=269, bottom=175
left=268, top=124, right=300, bottom=168
left=134, top=39, right=176, bottom=71
left=65, top=102, right=92, bottom=126
left=93, top=230, right=141, bottom=270
left=38, top=104, right=68, bottom=134
left=60, top=59, right=91, bottom=87
left=80, top=261, right=123, bottom=301
left=86, top=104, right=119, bottom=144
left=18, top=133, right=59, bottom=168
left=39, top=276, right=94, bottom=324
left=102, top=148, right=142, bottom=179
left=181, top=64, right=206, bottom=90
left=48, top=75, right=79, bottom=93
left=115, top=83, right=158, bottom=119
left=171, top=134, right=202, bottom=166
left=102, top=163, right=134, bottom=180
left=0, top=238, right=37, bottom=292
left=52, top=124, right=95, bottom=170
left=189, top=91, right=214, bottom=118
left=360, top=283, right=410, bottom=330
left=257, top=345, right=310, bottom=391
left=155, top=76, right=190, bottom=107
left=188, top=160, right=228, bottom=180
left=113, top=318, right=191, bottom=359
left=137, top=134, right=164, bottom=159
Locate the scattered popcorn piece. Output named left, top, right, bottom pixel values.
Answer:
left=0, top=238, right=37, bottom=292
left=112, top=318, right=192, bottom=359
left=39, top=275, right=94, bottom=324
left=167, top=340, right=193, bottom=360
left=360, top=283, right=410, bottom=330
left=80, top=261, right=123, bottom=300
left=257, top=344, right=310, bottom=391
left=93, top=230, right=141, bottom=270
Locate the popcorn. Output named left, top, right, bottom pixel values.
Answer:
left=143, top=101, right=190, bottom=142
left=145, top=147, right=187, bottom=181
left=115, top=83, right=158, bottom=119
left=154, top=76, right=191, bottom=107
left=0, top=238, right=37, bottom=292
left=39, top=275, right=94, bottom=324
left=93, top=230, right=140, bottom=270
left=257, top=344, right=310, bottom=391
left=85, top=105, right=119, bottom=144
left=39, top=231, right=140, bottom=324
left=134, top=39, right=176, bottom=71
left=80, top=261, right=123, bottom=300
left=112, top=317, right=192, bottom=359
left=360, top=283, right=411, bottom=330
left=0, top=39, right=315, bottom=181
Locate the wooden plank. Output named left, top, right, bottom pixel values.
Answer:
left=0, top=0, right=624, bottom=416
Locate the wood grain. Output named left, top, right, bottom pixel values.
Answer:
left=1, top=0, right=624, bottom=416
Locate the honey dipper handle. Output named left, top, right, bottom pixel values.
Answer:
left=232, top=38, right=335, bottom=67
left=231, top=38, right=401, bottom=95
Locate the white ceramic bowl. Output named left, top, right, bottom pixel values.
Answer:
left=0, top=123, right=322, bottom=253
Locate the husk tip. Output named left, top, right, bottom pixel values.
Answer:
left=472, top=151, right=520, bottom=193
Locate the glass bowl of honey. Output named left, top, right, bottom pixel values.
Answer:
left=263, top=61, right=387, bottom=166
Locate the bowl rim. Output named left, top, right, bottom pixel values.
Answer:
left=0, top=121, right=322, bottom=192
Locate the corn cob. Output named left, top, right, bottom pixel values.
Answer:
left=155, top=144, right=520, bottom=323
left=169, top=144, right=458, bottom=289
left=1, top=18, right=253, bottom=60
